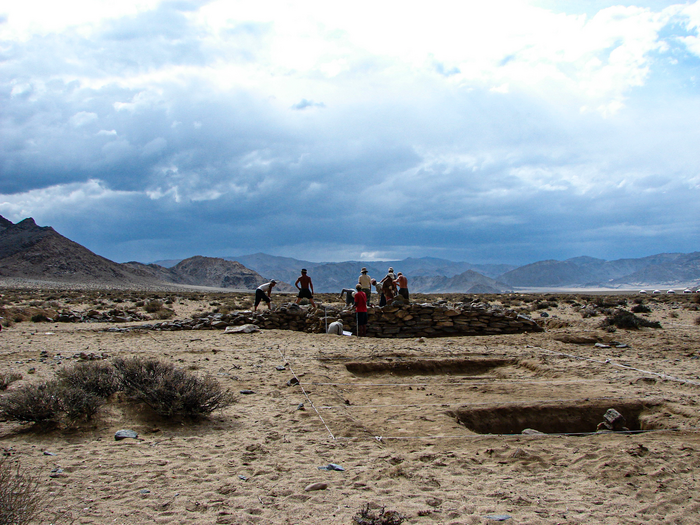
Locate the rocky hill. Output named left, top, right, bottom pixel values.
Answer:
left=0, top=216, right=290, bottom=291
left=0, top=217, right=153, bottom=286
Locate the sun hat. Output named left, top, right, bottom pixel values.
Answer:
left=361, top=267, right=367, bottom=272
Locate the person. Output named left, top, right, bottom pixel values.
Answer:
left=353, top=284, right=368, bottom=337
left=340, top=288, right=356, bottom=306
left=378, top=268, right=396, bottom=307
left=254, top=280, right=276, bottom=311
left=394, top=272, right=409, bottom=302
left=358, top=267, right=372, bottom=305
left=295, top=269, right=316, bottom=307
left=372, top=278, right=385, bottom=307
left=327, top=318, right=344, bottom=335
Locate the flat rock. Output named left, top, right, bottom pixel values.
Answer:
left=304, top=482, right=328, bottom=492
left=224, top=324, right=260, bottom=334
left=114, top=429, right=139, bottom=441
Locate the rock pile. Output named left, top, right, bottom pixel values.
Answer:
left=56, top=309, right=151, bottom=323
left=109, top=301, right=542, bottom=337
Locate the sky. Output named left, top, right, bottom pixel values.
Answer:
left=1, top=0, right=699, bottom=265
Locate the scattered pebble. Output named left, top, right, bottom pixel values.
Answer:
left=287, top=377, right=299, bottom=386
left=238, top=475, right=247, bottom=481
left=318, top=463, right=344, bottom=471
left=304, top=482, right=328, bottom=492
left=239, top=389, right=255, bottom=395
left=485, top=515, right=511, bottom=521
left=297, top=403, right=305, bottom=411
left=43, top=451, right=56, bottom=456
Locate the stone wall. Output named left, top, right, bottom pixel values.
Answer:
left=135, top=301, right=543, bottom=337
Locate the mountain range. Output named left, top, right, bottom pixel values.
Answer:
left=0, top=215, right=698, bottom=292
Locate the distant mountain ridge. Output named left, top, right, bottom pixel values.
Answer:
left=1, top=215, right=698, bottom=291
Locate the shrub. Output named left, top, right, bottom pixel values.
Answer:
left=56, top=362, right=121, bottom=398
left=600, top=310, right=662, bottom=330
left=113, top=357, right=232, bottom=417
left=57, top=387, right=104, bottom=423
left=0, top=458, right=44, bottom=525
left=353, top=504, right=405, bottom=525
left=0, top=372, right=22, bottom=391
left=144, top=300, right=163, bottom=313
left=0, top=382, right=63, bottom=423
left=631, top=304, right=651, bottom=314
left=695, top=316, right=700, bottom=326
left=30, top=313, right=48, bottom=323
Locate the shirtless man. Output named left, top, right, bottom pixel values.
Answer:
left=394, top=272, right=409, bottom=302
left=295, top=269, right=316, bottom=307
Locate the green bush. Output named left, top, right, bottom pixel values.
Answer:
left=0, top=458, right=44, bottom=525
left=113, top=357, right=232, bottom=417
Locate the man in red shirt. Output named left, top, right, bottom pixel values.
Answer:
left=353, top=284, right=368, bottom=337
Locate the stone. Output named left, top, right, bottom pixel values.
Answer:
left=224, top=324, right=260, bottom=334
left=304, top=482, right=328, bottom=492
left=114, top=429, right=139, bottom=441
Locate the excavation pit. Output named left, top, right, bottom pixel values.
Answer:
left=345, top=358, right=514, bottom=377
left=449, top=399, right=662, bottom=435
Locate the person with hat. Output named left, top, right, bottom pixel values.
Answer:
left=378, top=267, right=397, bottom=307
left=295, top=269, right=316, bottom=307
left=254, top=280, right=277, bottom=311
left=327, top=318, right=344, bottom=335
left=358, top=267, right=373, bottom=305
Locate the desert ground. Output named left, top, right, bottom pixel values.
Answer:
left=1, top=288, right=700, bottom=524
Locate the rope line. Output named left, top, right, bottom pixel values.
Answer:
left=334, top=427, right=700, bottom=442
left=305, top=378, right=610, bottom=387
left=528, top=345, right=700, bottom=387
left=316, top=395, right=632, bottom=410
left=277, top=346, right=335, bottom=440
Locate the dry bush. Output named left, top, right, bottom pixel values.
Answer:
left=600, top=310, right=662, bottom=330
left=631, top=303, right=651, bottom=314
left=56, top=362, right=121, bottom=398
left=695, top=316, right=700, bottom=326
left=0, top=381, right=103, bottom=424
left=152, top=308, right=175, bottom=320
left=0, top=458, right=44, bottom=525
left=57, top=387, right=104, bottom=423
left=113, top=357, right=233, bottom=418
left=0, top=372, right=22, bottom=391
left=144, top=300, right=163, bottom=313
left=353, top=504, right=405, bottom=525
left=0, top=382, right=63, bottom=423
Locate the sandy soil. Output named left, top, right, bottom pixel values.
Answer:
left=1, top=290, right=700, bottom=524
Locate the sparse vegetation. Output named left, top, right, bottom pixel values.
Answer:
left=0, top=458, right=44, bottom=525
left=631, top=303, right=651, bottom=314
left=56, top=361, right=121, bottom=398
left=0, top=382, right=63, bottom=423
left=353, top=503, right=405, bottom=525
left=0, top=372, right=22, bottom=391
left=600, top=310, right=662, bottom=330
left=113, top=357, right=233, bottom=418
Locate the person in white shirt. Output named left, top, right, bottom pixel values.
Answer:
left=254, top=280, right=276, bottom=311
left=327, top=318, right=344, bottom=335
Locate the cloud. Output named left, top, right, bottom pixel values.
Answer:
left=0, top=0, right=698, bottom=264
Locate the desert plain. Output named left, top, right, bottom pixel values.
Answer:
left=1, top=287, right=700, bottom=524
